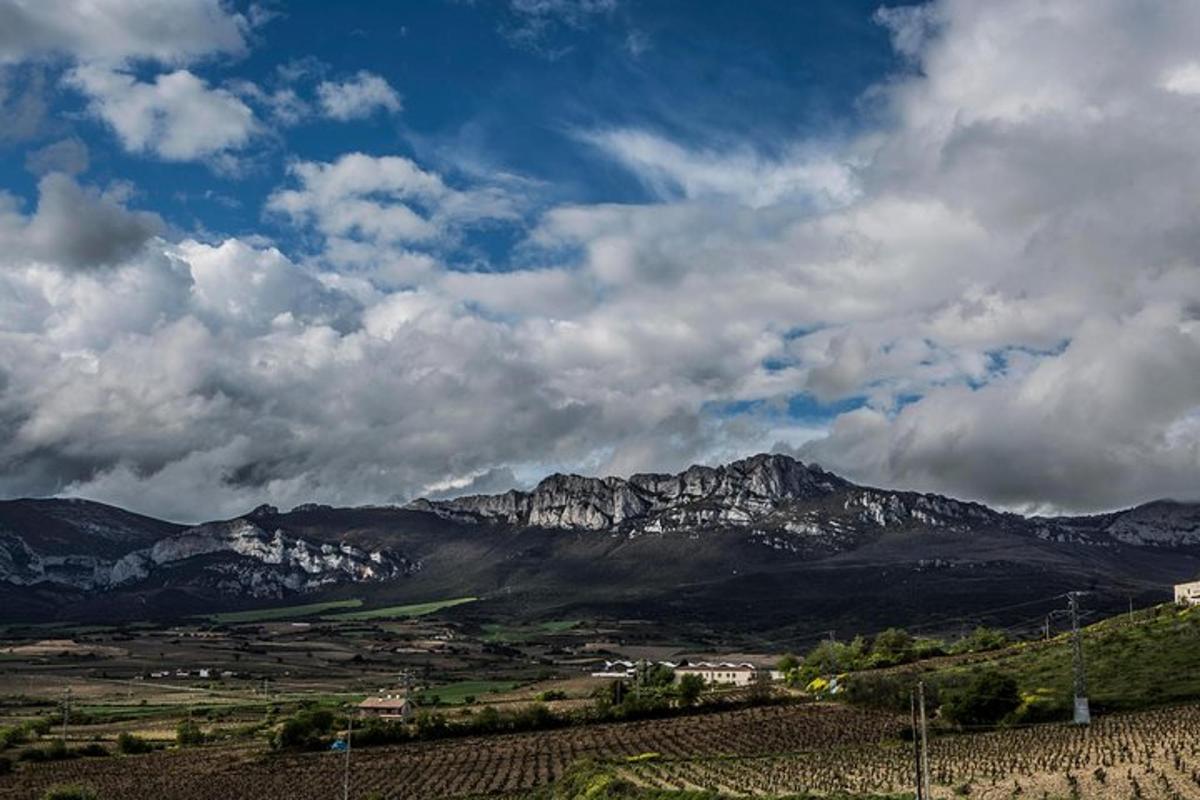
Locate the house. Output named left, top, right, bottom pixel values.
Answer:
left=674, top=662, right=758, bottom=687
left=1175, top=580, right=1200, bottom=606
left=590, top=659, right=636, bottom=678
left=358, top=694, right=414, bottom=721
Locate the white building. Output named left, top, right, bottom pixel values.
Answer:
left=1175, top=580, right=1200, bottom=606
left=674, top=662, right=758, bottom=687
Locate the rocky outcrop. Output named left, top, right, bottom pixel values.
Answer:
left=407, top=453, right=1015, bottom=541
left=0, top=515, right=413, bottom=594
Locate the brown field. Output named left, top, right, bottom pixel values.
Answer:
left=0, top=704, right=900, bottom=799
left=1, top=702, right=1199, bottom=799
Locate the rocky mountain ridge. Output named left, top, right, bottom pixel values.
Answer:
left=1, top=454, right=1199, bottom=623
left=0, top=500, right=414, bottom=598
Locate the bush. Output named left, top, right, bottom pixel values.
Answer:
left=176, top=719, right=205, bottom=747
left=0, top=755, right=11, bottom=774
left=942, top=670, right=1021, bottom=728
left=115, top=733, right=154, bottom=755
left=677, top=674, right=705, bottom=706
left=274, top=708, right=336, bottom=751
left=76, top=743, right=109, bottom=758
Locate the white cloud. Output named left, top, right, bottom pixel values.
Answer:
left=12, top=0, right=1200, bottom=518
left=66, top=66, right=260, bottom=162
left=0, top=0, right=247, bottom=65
left=316, top=71, right=401, bottom=121
left=585, top=129, right=859, bottom=210
left=267, top=153, right=518, bottom=246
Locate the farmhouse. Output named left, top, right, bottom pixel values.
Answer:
left=1175, top=580, right=1200, bottom=606
left=675, top=662, right=758, bottom=687
left=358, top=694, right=414, bottom=721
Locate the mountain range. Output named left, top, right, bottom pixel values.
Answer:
left=3, top=454, right=1198, bottom=640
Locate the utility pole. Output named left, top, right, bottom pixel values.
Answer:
left=1043, top=615, right=1051, bottom=641
left=1128, top=596, right=1134, bottom=624
left=1068, top=592, right=1090, bottom=725
left=342, top=712, right=353, bottom=800
left=910, top=689, right=924, bottom=800
left=918, top=681, right=931, bottom=798
left=61, top=687, right=71, bottom=744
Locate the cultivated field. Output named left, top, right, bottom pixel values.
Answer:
left=2, top=702, right=1200, bottom=799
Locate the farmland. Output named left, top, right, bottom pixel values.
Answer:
left=1, top=601, right=1200, bottom=798
left=208, top=599, right=365, bottom=624
left=323, top=597, right=479, bottom=621
left=3, top=702, right=1200, bottom=798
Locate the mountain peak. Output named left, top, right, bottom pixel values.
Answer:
left=407, top=452, right=851, bottom=532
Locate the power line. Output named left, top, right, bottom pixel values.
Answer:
left=1067, top=592, right=1090, bottom=726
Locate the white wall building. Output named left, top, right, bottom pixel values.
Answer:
left=674, top=662, right=758, bottom=687
left=1175, top=580, right=1200, bottom=606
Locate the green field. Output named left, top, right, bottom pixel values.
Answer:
left=322, top=596, right=477, bottom=620
left=416, top=679, right=522, bottom=705
left=887, top=602, right=1200, bottom=716
left=208, top=599, right=363, bottom=623
left=482, top=619, right=579, bottom=643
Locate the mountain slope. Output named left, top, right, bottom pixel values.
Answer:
left=1, top=454, right=1198, bottom=634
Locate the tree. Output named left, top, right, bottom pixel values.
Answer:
left=942, top=670, right=1020, bottom=728
left=176, top=719, right=205, bottom=747
left=677, top=674, right=705, bottom=706
left=776, top=653, right=800, bottom=672
left=870, top=628, right=914, bottom=666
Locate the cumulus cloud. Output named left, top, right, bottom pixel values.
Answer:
left=0, top=0, right=247, bottom=65
left=267, top=153, right=518, bottom=247
left=66, top=66, right=260, bottom=163
left=0, top=172, right=161, bottom=269
left=24, top=137, right=89, bottom=175
left=316, top=71, right=402, bottom=121
left=11, top=0, right=1200, bottom=518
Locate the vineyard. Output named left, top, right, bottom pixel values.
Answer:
left=623, top=704, right=1200, bottom=800
left=0, top=704, right=899, bottom=799
left=3, top=702, right=1200, bottom=799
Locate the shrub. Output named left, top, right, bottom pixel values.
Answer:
left=176, top=719, right=205, bottom=747
left=115, top=733, right=154, bottom=755
left=273, top=708, right=336, bottom=751
left=76, top=743, right=109, bottom=758
left=677, top=674, right=705, bottom=706
left=942, top=671, right=1021, bottom=728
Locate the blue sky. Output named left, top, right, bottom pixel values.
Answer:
left=1, top=1, right=896, bottom=258
left=5, top=0, right=1200, bottom=520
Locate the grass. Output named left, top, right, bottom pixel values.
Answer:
left=208, top=599, right=363, bottom=624
left=482, top=619, right=580, bottom=643
left=417, top=679, right=522, bottom=705
left=321, top=596, right=477, bottom=621
left=901, top=602, right=1200, bottom=715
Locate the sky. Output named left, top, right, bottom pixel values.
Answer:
left=3, top=0, right=1200, bottom=522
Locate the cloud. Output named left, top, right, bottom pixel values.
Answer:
left=267, top=153, right=518, bottom=247
left=25, top=137, right=90, bottom=175
left=11, top=0, right=1200, bottom=519
left=0, top=65, right=49, bottom=142
left=66, top=66, right=260, bottom=163
left=0, top=172, right=161, bottom=269
left=585, top=129, right=858, bottom=209
left=0, top=0, right=248, bottom=65
left=316, top=71, right=402, bottom=121
left=502, top=0, right=618, bottom=57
